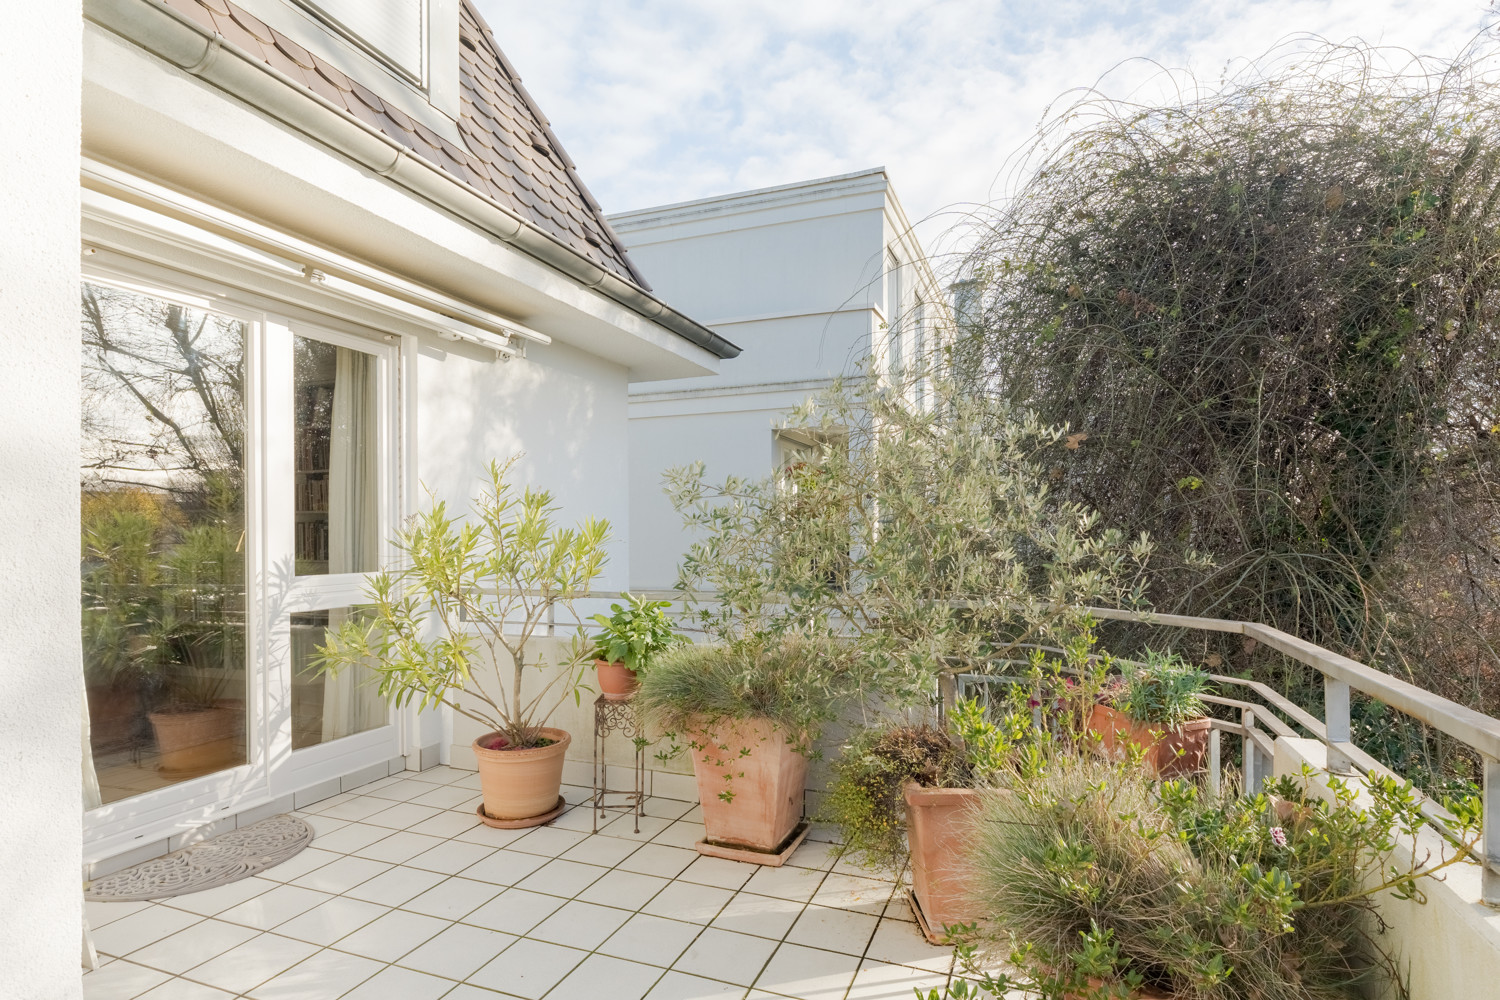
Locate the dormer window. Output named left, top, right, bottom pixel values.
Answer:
left=235, top=0, right=461, bottom=125
left=295, top=0, right=425, bottom=82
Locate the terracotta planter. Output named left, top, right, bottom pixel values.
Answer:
left=690, top=717, right=807, bottom=854
left=904, top=783, right=994, bottom=943
left=1087, top=703, right=1211, bottom=777
left=473, top=728, right=571, bottom=826
left=86, top=679, right=142, bottom=751
left=148, top=705, right=241, bottom=777
left=594, top=660, right=639, bottom=701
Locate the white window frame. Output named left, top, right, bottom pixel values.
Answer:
left=79, top=238, right=413, bottom=864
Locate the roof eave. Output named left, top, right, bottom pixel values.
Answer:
left=83, top=0, right=739, bottom=360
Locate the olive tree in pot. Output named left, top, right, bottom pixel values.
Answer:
left=1087, top=651, right=1211, bottom=777
left=316, top=456, right=608, bottom=828
left=589, top=593, right=685, bottom=701
left=666, top=369, right=1155, bottom=747
left=636, top=636, right=845, bottom=865
left=664, top=369, right=1154, bottom=884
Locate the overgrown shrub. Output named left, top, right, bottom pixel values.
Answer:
left=952, top=38, right=1500, bottom=786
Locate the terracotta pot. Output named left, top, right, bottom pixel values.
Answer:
left=690, top=717, right=807, bottom=852
left=904, top=783, right=995, bottom=942
left=1087, top=703, right=1211, bottom=777
left=473, top=728, right=571, bottom=822
left=86, top=679, right=142, bottom=751
left=595, top=660, right=639, bottom=701
left=148, top=705, right=241, bottom=776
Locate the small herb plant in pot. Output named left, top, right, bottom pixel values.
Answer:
left=315, top=456, right=609, bottom=829
left=589, top=593, right=685, bottom=701
left=636, top=635, right=843, bottom=864
left=1088, top=650, right=1211, bottom=777
left=827, top=697, right=1025, bottom=942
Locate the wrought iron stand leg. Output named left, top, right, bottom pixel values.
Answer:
left=593, top=700, right=604, bottom=834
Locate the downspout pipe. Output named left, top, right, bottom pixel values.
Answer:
left=84, top=0, right=741, bottom=361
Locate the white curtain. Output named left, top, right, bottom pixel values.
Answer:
left=321, top=348, right=384, bottom=742
left=81, top=667, right=101, bottom=812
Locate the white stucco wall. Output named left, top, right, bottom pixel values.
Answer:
left=0, top=3, right=83, bottom=996
left=1273, top=739, right=1500, bottom=1000
left=613, top=169, right=945, bottom=591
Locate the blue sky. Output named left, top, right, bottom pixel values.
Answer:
left=476, top=0, right=1492, bottom=244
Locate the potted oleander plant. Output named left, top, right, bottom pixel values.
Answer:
left=589, top=593, right=685, bottom=701
left=636, top=636, right=845, bottom=864
left=316, top=456, right=609, bottom=829
left=1087, top=650, right=1211, bottom=777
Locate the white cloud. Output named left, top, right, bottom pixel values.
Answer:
left=477, top=0, right=1491, bottom=253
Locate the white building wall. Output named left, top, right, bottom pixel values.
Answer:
left=613, top=169, right=944, bottom=591
left=0, top=3, right=83, bottom=997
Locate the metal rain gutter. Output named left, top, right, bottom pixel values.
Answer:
left=84, top=0, right=742, bottom=361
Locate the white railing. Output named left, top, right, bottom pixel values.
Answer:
left=951, top=606, right=1500, bottom=906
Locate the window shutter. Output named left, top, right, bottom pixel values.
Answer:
left=298, top=0, right=425, bottom=79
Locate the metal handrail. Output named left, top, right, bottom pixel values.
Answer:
left=1078, top=605, right=1499, bottom=904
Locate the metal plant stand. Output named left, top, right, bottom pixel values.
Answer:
left=592, top=693, right=646, bottom=834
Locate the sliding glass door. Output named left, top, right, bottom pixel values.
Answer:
left=81, top=264, right=402, bottom=847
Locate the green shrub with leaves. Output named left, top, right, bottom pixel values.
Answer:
left=665, top=371, right=1153, bottom=712
left=825, top=695, right=1033, bottom=872
left=589, top=593, right=685, bottom=675
left=314, top=456, right=609, bottom=748
left=1117, top=650, right=1209, bottom=729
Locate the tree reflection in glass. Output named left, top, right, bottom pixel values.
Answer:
left=80, top=281, right=248, bottom=805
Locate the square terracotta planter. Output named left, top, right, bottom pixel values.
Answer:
left=903, top=783, right=992, bottom=943
left=1087, top=703, right=1211, bottom=777
left=689, top=717, right=808, bottom=863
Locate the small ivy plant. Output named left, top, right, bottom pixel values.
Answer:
left=588, top=592, right=686, bottom=675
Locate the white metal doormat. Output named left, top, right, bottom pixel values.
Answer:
left=84, top=814, right=314, bottom=901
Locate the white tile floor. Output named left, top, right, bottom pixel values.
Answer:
left=84, top=766, right=960, bottom=1000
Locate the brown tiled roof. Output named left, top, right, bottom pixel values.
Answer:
left=158, top=0, right=647, bottom=287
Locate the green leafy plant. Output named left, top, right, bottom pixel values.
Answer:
left=589, top=593, right=686, bottom=675
left=1116, top=650, right=1208, bottom=729
left=81, top=475, right=245, bottom=712
left=314, top=456, right=609, bottom=748
left=825, top=695, right=1036, bottom=872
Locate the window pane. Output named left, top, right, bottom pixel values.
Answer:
left=81, top=281, right=248, bottom=805
left=291, top=608, right=387, bottom=749
left=294, top=337, right=380, bottom=575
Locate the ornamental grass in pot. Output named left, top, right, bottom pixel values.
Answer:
left=1088, top=651, right=1211, bottom=777
left=588, top=593, right=685, bottom=701
left=316, top=456, right=609, bottom=828
left=636, top=636, right=844, bottom=863
left=929, top=750, right=1483, bottom=1000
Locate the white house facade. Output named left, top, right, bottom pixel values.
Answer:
left=5, top=3, right=739, bottom=993
left=612, top=169, right=948, bottom=592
